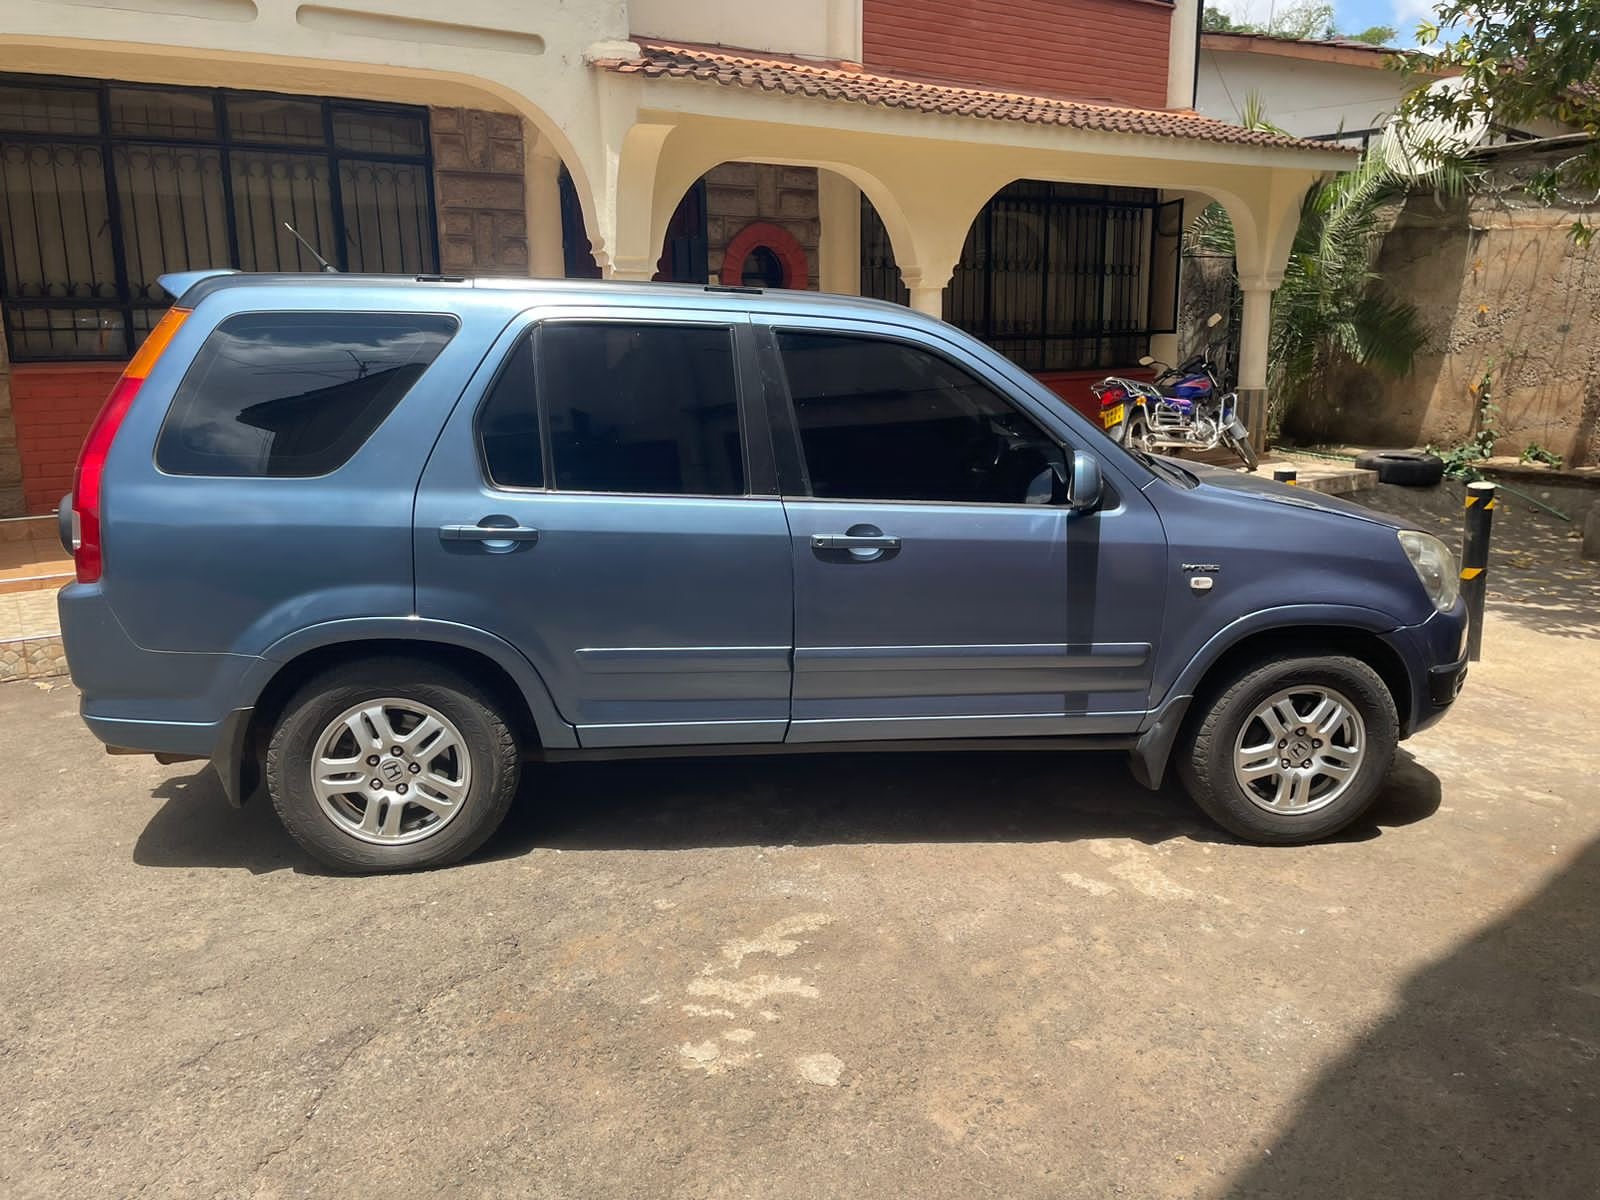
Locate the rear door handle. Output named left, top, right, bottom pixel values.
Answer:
left=440, top=523, right=540, bottom=543
left=811, top=533, right=901, bottom=550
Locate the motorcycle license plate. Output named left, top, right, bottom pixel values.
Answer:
left=1101, top=403, right=1125, bottom=428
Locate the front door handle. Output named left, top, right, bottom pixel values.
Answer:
left=811, top=533, right=901, bottom=550
left=440, top=523, right=540, bottom=543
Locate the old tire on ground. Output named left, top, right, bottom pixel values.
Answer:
left=1353, top=449, right=1445, bottom=487
left=266, top=657, right=520, bottom=873
left=1176, top=652, right=1399, bottom=845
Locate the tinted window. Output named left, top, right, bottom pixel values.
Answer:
left=157, top=312, right=455, bottom=476
left=541, top=322, right=744, bottom=495
left=478, top=334, right=542, bottom=488
left=776, top=331, right=1064, bottom=504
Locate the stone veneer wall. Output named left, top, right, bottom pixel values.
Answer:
left=430, top=108, right=529, bottom=277
left=704, top=163, right=820, bottom=288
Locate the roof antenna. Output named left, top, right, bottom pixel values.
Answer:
left=282, top=221, right=338, bottom=273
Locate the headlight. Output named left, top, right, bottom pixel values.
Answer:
left=1398, top=530, right=1460, bottom=612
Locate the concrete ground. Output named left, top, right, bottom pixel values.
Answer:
left=3, top=483, right=1598, bottom=1199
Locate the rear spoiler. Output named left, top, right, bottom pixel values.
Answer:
left=156, top=269, right=239, bottom=303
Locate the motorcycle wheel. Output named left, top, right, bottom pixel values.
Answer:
left=1224, top=431, right=1259, bottom=471
left=1127, top=415, right=1157, bottom=454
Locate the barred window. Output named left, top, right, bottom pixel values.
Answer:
left=862, top=182, right=1182, bottom=373
left=0, top=75, right=438, bottom=362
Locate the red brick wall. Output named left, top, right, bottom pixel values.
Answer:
left=862, top=0, right=1173, bottom=110
left=1037, top=367, right=1154, bottom=420
left=11, top=363, right=124, bottom=515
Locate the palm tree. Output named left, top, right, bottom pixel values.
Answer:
left=1187, top=116, right=1464, bottom=438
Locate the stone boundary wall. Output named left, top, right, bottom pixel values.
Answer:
left=1295, top=188, right=1599, bottom=467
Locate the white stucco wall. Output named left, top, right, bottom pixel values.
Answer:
left=628, top=0, right=861, bottom=60
left=1196, top=49, right=1408, bottom=141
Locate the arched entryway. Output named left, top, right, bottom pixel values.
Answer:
left=720, top=222, right=809, bottom=288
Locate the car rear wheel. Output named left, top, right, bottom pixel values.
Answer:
left=266, top=658, right=520, bottom=873
left=1176, top=653, right=1398, bottom=844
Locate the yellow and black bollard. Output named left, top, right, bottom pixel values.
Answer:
left=1272, top=468, right=1297, bottom=485
left=1461, top=480, right=1495, bottom=662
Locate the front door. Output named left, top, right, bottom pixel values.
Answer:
left=758, top=319, right=1165, bottom=743
left=414, top=309, right=793, bottom=747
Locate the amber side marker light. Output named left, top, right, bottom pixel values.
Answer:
left=70, top=306, right=191, bottom=584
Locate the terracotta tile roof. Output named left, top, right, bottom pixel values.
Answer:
left=599, top=39, right=1352, bottom=153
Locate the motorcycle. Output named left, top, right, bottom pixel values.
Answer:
left=1091, top=313, right=1259, bottom=471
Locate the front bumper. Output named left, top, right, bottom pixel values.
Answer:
left=1429, top=659, right=1468, bottom=707
left=1383, top=599, right=1469, bottom=737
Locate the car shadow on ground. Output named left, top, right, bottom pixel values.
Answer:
left=131, top=747, right=1442, bottom=874
left=1220, top=832, right=1600, bottom=1199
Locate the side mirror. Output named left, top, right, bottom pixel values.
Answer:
left=1137, top=354, right=1156, bottom=367
left=1207, top=312, right=1224, bottom=329
left=1068, top=451, right=1103, bottom=513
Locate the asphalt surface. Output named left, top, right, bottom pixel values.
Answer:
left=3, top=483, right=1598, bottom=1199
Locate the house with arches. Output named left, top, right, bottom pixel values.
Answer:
left=0, top=0, right=1354, bottom=518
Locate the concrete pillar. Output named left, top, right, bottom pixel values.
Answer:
left=526, top=134, right=566, bottom=279
left=907, top=286, right=944, bottom=318
left=825, top=0, right=862, bottom=61
left=817, top=171, right=861, bottom=295
left=1167, top=0, right=1201, bottom=110
left=1237, top=277, right=1277, bottom=444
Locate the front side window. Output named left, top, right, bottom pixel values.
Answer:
left=156, top=312, right=456, bottom=476
left=539, top=322, right=744, bottom=496
left=776, top=330, right=1065, bottom=506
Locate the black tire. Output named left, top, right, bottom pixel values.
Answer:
left=266, top=657, right=520, bottom=873
left=1353, top=450, right=1445, bottom=487
left=1176, top=653, right=1399, bottom=844
left=1225, top=431, right=1259, bottom=471
left=1126, top=414, right=1155, bottom=454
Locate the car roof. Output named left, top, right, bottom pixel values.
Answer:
left=161, top=269, right=919, bottom=321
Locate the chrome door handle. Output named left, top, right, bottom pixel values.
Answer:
left=440, top=523, right=540, bottom=543
left=811, top=533, right=901, bottom=550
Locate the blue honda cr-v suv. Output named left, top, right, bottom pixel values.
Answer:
left=57, top=271, right=1468, bottom=872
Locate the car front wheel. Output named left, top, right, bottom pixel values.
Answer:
left=266, top=658, right=520, bottom=873
left=1177, top=653, right=1399, bottom=844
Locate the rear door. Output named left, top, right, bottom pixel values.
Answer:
left=413, top=306, right=794, bottom=747
left=757, top=316, right=1166, bottom=743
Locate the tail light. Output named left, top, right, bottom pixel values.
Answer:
left=1098, top=386, right=1127, bottom=407
left=71, top=307, right=189, bottom=583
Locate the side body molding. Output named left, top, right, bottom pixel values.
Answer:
left=244, top=616, right=579, bottom=749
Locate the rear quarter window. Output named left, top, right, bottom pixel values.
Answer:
left=155, top=311, right=457, bottom=477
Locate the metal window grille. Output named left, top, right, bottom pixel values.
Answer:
left=861, top=182, right=1182, bottom=372
left=0, top=74, right=439, bottom=361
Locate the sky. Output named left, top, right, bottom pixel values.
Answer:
left=1208, top=0, right=1439, bottom=47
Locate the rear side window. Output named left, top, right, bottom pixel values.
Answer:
left=156, top=312, right=457, bottom=477
left=478, top=334, right=542, bottom=488
left=539, top=322, right=744, bottom=496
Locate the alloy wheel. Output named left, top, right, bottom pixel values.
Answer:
left=310, top=698, right=473, bottom=845
left=1232, top=685, right=1366, bottom=815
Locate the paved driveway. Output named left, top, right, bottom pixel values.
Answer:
left=3, top=485, right=1598, bottom=1198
